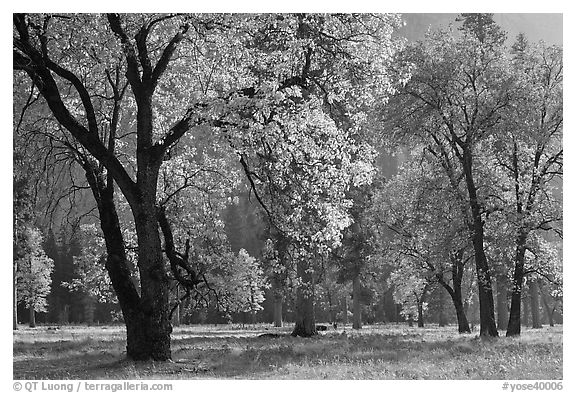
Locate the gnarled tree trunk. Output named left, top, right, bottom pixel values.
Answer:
left=85, top=162, right=172, bottom=360
left=291, top=259, right=316, bottom=337
left=133, top=207, right=172, bottom=360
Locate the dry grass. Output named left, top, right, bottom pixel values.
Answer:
left=13, top=323, right=562, bottom=380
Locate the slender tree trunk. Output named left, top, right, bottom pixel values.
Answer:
left=506, top=233, right=527, bottom=337
left=352, top=274, right=362, bottom=330
left=29, top=307, right=36, bottom=328
left=529, top=280, right=542, bottom=328
left=496, top=275, right=509, bottom=330
left=291, top=259, right=316, bottom=337
left=273, top=292, right=283, bottom=327
left=462, top=149, right=498, bottom=337
left=417, top=300, right=424, bottom=328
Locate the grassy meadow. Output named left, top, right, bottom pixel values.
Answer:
left=13, top=323, right=562, bottom=380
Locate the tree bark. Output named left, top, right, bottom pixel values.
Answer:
left=496, top=274, right=509, bottom=330
left=132, top=193, right=172, bottom=360
left=506, top=232, right=527, bottom=337
left=291, top=259, right=316, bottom=337
left=529, top=280, right=542, bottom=328
left=352, top=274, right=362, bottom=329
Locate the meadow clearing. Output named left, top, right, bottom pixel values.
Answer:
left=13, top=323, right=562, bottom=380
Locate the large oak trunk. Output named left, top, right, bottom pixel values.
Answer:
left=86, top=163, right=171, bottom=360
left=352, top=274, right=362, bottom=330
left=132, top=170, right=172, bottom=360
left=291, top=259, right=317, bottom=337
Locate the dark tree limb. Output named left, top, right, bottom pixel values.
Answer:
left=157, top=206, right=203, bottom=289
